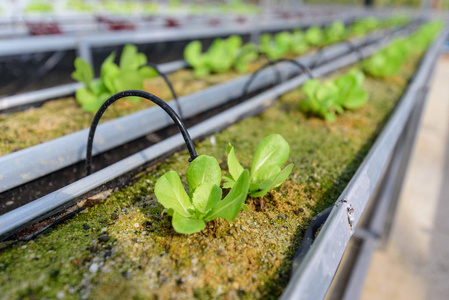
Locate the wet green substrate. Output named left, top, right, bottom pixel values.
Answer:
left=0, top=53, right=419, bottom=299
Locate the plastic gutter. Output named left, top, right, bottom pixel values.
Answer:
left=0, top=24, right=413, bottom=195
left=0, top=24, right=411, bottom=242
left=0, top=59, right=187, bottom=111
left=280, top=26, right=449, bottom=300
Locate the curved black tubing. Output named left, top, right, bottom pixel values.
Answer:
left=241, top=58, right=313, bottom=99
left=341, top=40, right=365, bottom=62
left=290, top=206, right=333, bottom=275
left=310, top=45, right=327, bottom=69
left=146, top=62, right=183, bottom=120
left=85, top=90, right=197, bottom=175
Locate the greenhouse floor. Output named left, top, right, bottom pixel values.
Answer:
left=360, top=54, right=449, bottom=300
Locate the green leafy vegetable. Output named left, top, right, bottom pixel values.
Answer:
left=234, top=43, right=258, bottom=73
left=324, top=21, right=346, bottom=43
left=350, top=17, right=380, bottom=36
left=305, top=26, right=324, bottom=46
left=291, top=30, right=309, bottom=54
left=299, top=69, right=369, bottom=121
left=362, top=38, right=409, bottom=78
left=224, top=134, right=294, bottom=197
left=299, top=79, right=340, bottom=122
left=72, top=44, right=158, bottom=112
left=184, top=35, right=243, bottom=77
left=334, top=69, right=368, bottom=110
left=155, top=155, right=250, bottom=234
left=259, top=32, right=291, bottom=60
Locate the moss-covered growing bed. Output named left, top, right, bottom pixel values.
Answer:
left=0, top=48, right=420, bottom=299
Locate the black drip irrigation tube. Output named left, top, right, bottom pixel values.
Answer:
left=241, top=58, right=313, bottom=99
left=85, top=90, right=197, bottom=175
left=146, top=62, right=184, bottom=119
left=311, top=39, right=367, bottom=69
left=290, top=206, right=333, bottom=275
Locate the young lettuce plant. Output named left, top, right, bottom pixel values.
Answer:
left=72, top=58, right=111, bottom=112
left=259, top=33, right=289, bottom=61
left=207, top=36, right=241, bottom=73
left=234, top=43, right=258, bottom=73
left=362, top=40, right=407, bottom=78
left=334, top=69, right=368, bottom=110
left=324, top=21, right=346, bottom=43
left=72, top=44, right=158, bottom=112
left=155, top=155, right=250, bottom=234
left=305, top=26, right=324, bottom=46
left=184, top=35, right=243, bottom=77
left=223, top=134, right=294, bottom=197
left=184, top=40, right=210, bottom=78
left=299, top=79, right=340, bottom=122
left=102, top=44, right=158, bottom=100
left=291, top=29, right=309, bottom=54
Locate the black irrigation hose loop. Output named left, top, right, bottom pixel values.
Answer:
left=341, top=40, right=365, bottom=62
left=290, top=206, right=333, bottom=275
left=310, top=45, right=327, bottom=69
left=240, top=59, right=282, bottom=100
left=85, top=90, right=197, bottom=175
left=146, top=62, right=183, bottom=120
left=241, top=57, right=313, bottom=100
left=275, top=58, right=314, bottom=80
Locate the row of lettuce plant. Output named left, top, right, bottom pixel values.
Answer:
left=23, top=0, right=259, bottom=15
left=183, top=16, right=409, bottom=78
left=298, top=21, right=443, bottom=122
left=70, top=16, right=407, bottom=113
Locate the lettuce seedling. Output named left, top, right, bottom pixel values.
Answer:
left=72, top=44, right=158, bottom=112
left=155, top=155, right=250, bottom=234
left=305, top=26, right=324, bottom=46
left=299, top=79, right=340, bottom=122
left=224, top=134, right=294, bottom=197
left=102, top=44, right=158, bottom=100
left=184, top=40, right=210, bottom=78
left=72, top=58, right=111, bottom=112
left=207, top=37, right=240, bottom=73
left=324, top=21, right=346, bottom=43
left=362, top=40, right=407, bottom=78
left=234, top=43, right=258, bottom=73
left=350, top=17, right=379, bottom=36
left=259, top=33, right=289, bottom=61
left=334, top=69, right=368, bottom=110
left=184, top=35, right=243, bottom=77
left=291, top=29, right=309, bottom=54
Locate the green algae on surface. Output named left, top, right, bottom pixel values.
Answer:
left=0, top=52, right=420, bottom=299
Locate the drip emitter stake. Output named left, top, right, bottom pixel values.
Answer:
left=85, top=90, right=197, bottom=175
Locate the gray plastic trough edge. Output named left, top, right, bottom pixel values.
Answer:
left=0, top=59, right=187, bottom=111
left=279, top=26, right=449, bottom=300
